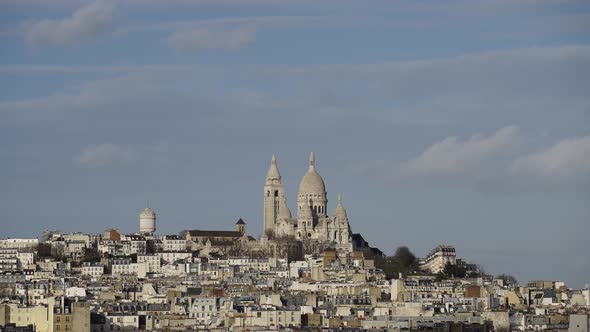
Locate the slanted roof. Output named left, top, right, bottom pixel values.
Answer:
left=188, top=230, right=242, bottom=238
left=236, top=218, right=246, bottom=225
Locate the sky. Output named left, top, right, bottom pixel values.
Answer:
left=1, top=0, right=589, bottom=288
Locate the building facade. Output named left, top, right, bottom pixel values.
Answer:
left=421, top=245, right=457, bottom=274
left=262, top=153, right=352, bottom=247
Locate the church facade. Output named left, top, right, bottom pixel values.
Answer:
left=262, top=152, right=352, bottom=248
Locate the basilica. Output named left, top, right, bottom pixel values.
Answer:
left=262, top=152, right=352, bottom=249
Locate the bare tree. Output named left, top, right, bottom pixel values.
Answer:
left=225, top=241, right=247, bottom=257
left=265, top=229, right=276, bottom=240
left=497, top=274, right=518, bottom=286
left=273, top=235, right=297, bottom=258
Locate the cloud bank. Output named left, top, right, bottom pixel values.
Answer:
left=365, top=127, right=590, bottom=193
left=26, top=0, right=115, bottom=46
left=511, top=136, right=590, bottom=186
left=396, top=126, right=520, bottom=178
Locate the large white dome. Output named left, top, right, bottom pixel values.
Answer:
left=298, top=170, right=326, bottom=194
left=298, top=152, right=326, bottom=194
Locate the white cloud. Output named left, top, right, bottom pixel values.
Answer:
left=511, top=136, right=590, bottom=181
left=167, top=25, right=256, bottom=53
left=394, top=126, right=521, bottom=178
left=75, top=143, right=137, bottom=168
left=25, top=0, right=115, bottom=46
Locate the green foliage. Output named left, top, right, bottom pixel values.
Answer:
left=376, top=246, right=419, bottom=279
left=37, top=243, right=53, bottom=259
left=81, top=247, right=101, bottom=263
left=443, top=262, right=467, bottom=278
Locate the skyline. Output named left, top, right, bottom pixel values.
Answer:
left=1, top=0, right=589, bottom=289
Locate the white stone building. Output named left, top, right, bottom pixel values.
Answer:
left=0, top=238, right=38, bottom=250
left=159, top=235, right=186, bottom=252
left=262, top=153, right=352, bottom=247
left=137, top=254, right=161, bottom=273
left=157, top=251, right=192, bottom=263
left=81, top=263, right=104, bottom=277
left=421, top=245, right=457, bottom=274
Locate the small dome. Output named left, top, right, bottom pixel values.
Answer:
left=298, top=152, right=326, bottom=194
left=140, top=207, right=156, bottom=218
left=279, top=197, right=292, bottom=220
left=333, top=194, right=347, bottom=219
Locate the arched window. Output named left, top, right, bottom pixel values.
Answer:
left=274, top=190, right=279, bottom=197
left=266, top=191, right=270, bottom=197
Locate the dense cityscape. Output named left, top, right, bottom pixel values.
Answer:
left=0, top=154, right=588, bottom=331
left=2, top=0, right=589, bottom=331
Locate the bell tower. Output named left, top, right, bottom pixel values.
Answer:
left=263, top=154, right=285, bottom=236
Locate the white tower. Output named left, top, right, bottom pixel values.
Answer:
left=263, top=154, right=286, bottom=235
left=139, top=207, right=156, bottom=235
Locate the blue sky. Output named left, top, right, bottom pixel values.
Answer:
left=1, top=0, right=589, bottom=287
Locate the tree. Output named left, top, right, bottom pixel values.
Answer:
left=376, top=246, right=419, bottom=279
left=37, top=243, right=53, bottom=259
left=442, top=262, right=467, bottom=279
left=392, top=246, right=417, bottom=269
left=225, top=241, right=246, bottom=257
left=497, top=274, right=518, bottom=286
left=301, top=238, right=330, bottom=255
left=265, top=229, right=276, bottom=240
left=82, top=247, right=101, bottom=263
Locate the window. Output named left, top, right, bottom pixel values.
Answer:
left=257, top=312, right=261, bottom=318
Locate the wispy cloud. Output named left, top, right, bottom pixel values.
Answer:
left=395, top=126, right=521, bottom=179
left=360, top=127, right=590, bottom=193
left=25, top=0, right=115, bottom=46
left=511, top=136, right=590, bottom=185
left=167, top=25, right=256, bottom=54
left=361, top=126, right=521, bottom=182
left=75, top=143, right=137, bottom=168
